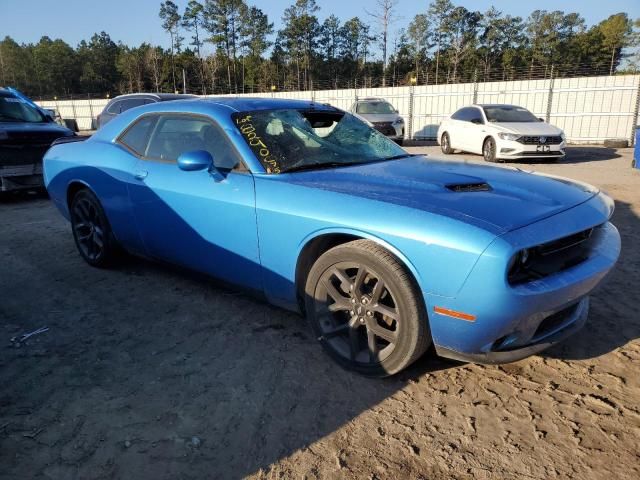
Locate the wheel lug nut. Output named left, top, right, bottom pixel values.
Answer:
left=359, top=318, right=365, bottom=324
left=367, top=311, right=373, bottom=317
left=349, top=310, right=354, bottom=315
left=351, top=298, right=356, bottom=304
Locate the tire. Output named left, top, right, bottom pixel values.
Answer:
left=69, top=188, right=119, bottom=268
left=483, top=137, right=497, bottom=162
left=441, top=132, right=453, bottom=154
left=304, top=240, right=431, bottom=377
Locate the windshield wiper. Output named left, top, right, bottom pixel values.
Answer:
left=384, top=153, right=415, bottom=161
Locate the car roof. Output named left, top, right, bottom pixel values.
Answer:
left=357, top=98, right=389, bottom=103
left=110, top=93, right=198, bottom=101
left=474, top=104, right=521, bottom=108
left=194, top=96, right=339, bottom=112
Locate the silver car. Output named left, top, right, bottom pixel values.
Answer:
left=350, top=98, right=405, bottom=145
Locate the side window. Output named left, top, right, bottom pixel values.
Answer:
left=106, top=101, right=122, bottom=114
left=468, top=108, right=484, bottom=124
left=451, top=108, right=469, bottom=121
left=452, top=107, right=483, bottom=123
left=119, top=98, right=146, bottom=113
left=144, top=115, right=241, bottom=170
left=119, top=115, right=157, bottom=156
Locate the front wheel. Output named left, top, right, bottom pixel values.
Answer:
left=305, top=240, right=431, bottom=377
left=441, top=133, right=453, bottom=154
left=483, top=137, right=497, bottom=162
left=70, top=189, right=119, bottom=267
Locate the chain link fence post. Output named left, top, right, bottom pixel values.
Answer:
left=87, top=93, right=94, bottom=129
left=408, top=83, right=415, bottom=140
left=546, top=65, right=555, bottom=123
left=472, top=69, right=478, bottom=104
left=630, top=74, right=640, bottom=147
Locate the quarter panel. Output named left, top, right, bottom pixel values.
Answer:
left=44, top=140, right=146, bottom=254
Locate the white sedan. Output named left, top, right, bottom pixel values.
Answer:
left=437, top=104, right=566, bottom=162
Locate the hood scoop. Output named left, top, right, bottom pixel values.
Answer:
left=446, top=182, right=492, bottom=193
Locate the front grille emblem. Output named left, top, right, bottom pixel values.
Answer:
left=539, top=136, right=547, bottom=144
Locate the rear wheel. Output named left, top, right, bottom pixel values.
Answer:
left=441, top=132, right=453, bottom=154
left=70, top=189, right=119, bottom=267
left=483, top=137, right=497, bottom=162
left=305, top=240, right=431, bottom=377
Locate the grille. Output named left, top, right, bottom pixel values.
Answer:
left=372, top=122, right=396, bottom=136
left=519, top=151, right=564, bottom=156
left=0, top=145, right=49, bottom=167
left=508, top=226, right=597, bottom=285
left=534, top=303, right=579, bottom=338
left=518, top=135, right=563, bottom=145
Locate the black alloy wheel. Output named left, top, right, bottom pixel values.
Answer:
left=70, top=189, right=118, bottom=267
left=305, top=240, right=430, bottom=377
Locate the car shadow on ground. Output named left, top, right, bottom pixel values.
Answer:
left=559, top=146, right=623, bottom=164
left=542, top=199, right=639, bottom=361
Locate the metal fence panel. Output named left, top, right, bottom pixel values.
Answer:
left=37, top=74, right=640, bottom=144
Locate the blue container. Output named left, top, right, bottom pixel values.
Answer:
left=635, top=127, right=640, bottom=169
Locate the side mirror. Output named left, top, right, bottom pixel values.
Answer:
left=177, top=150, right=213, bottom=172
left=538, top=117, right=545, bottom=122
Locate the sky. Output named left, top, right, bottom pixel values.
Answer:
left=1, top=0, right=639, bottom=52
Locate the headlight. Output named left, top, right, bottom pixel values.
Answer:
left=498, top=132, right=521, bottom=141
left=392, top=118, right=404, bottom=126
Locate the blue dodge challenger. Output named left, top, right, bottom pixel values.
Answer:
left=43, top=98, right=620, bottom=376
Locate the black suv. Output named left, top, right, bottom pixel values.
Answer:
left=0, top=88, right=75, bottom=192
left=96, top=93, right=197, bottom=129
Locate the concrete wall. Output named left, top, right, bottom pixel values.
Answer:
left=37, top=74, right=640, bottom=144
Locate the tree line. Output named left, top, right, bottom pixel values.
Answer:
left=0, top=0, right=638, bottom=99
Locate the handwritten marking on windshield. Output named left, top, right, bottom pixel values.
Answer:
left=236, top=114, right=281, bottom=174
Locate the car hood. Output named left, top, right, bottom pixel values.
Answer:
left=0, top=121, right=74, bottom=143
left=357, top=113, right=401, bottom=123
left=282, top=156, right=598, bottom=234
left=491, top=122, right=563, bottom=136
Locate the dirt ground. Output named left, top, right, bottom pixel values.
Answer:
left=1, top=146, right=639, bottom=480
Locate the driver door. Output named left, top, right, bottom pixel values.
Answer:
left=122, top=113, right=262, bottom=291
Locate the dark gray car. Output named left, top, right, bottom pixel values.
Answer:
left=350, top=98, right=405, bottom=145
left=95, top=93, right=197, bottom=129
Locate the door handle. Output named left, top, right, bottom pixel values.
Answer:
left=134, top=170, right=148, bottom=180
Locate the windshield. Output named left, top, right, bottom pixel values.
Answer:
left=0, top=93, right=46, bottom=123
left=483, top=106, right=539, bottom=123
left=356, top=101, right=396, bottom=115
left=233, top=109, right=406, bottom=174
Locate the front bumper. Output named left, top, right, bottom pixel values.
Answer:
left=435, top=297, right=589, bottom=363
left=427, top=193, right=620, bottom=363
left=0, top=164, right=44, bottom=191
left=496, top=138, right=565, bottom=159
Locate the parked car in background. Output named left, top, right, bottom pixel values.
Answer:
left=42, top=107, right=79, bottom=132
left=438, top=104, right=566, bottom=162
left=44, top=98, right=619, bottom=377
left=95, top=93, right=197, bottom=129
left=350, top=98, right=405, bottom=145
left=0, top=87, right=75, bottom=192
